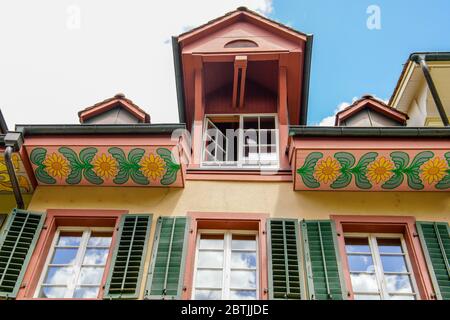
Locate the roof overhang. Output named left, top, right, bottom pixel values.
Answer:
left=16, top=124, right=188, bottom=188
left=289, top=126, right=450, bottom=192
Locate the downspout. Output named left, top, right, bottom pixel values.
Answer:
left=299, top=34, right=314, bottom=125
left=4, top=132, right=25, bottom=209
left=410, top=53, right=449, bottom=127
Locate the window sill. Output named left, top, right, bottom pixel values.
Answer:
left=186, top=167, right=293, bottom=182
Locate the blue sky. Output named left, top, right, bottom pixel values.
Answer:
left=1, top=1, right=449, bottom=127
left=269, top=0, right=450, bottom=125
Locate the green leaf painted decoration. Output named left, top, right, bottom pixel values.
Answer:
left=382, top=151, right=434, bottom=190
left=331, top=152, right=377, bottom=189
left=436, top=152, right=450, bottom=190
left=296, top=152, right=323, bottom=188
left=59, top=147, right=103, bottom=185
left=109, top=147, right=149, bottom=185
left=30, top=148, right=56, bottom=184
left=157, top=147, right=181, bottom=186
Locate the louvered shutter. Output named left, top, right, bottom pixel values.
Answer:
left=145, top=216, right=189, bottom=299
left=301, top=220, right=346, bottom=300
left=0, top=209, right=45, bottom=299
left=267, top=219, right=303, bottom=299
left=416, top=221, right=450, bottom=300
left=104, top=214, right=152, bottom=299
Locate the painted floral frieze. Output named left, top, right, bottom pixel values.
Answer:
left=296, top=150, right=450, bottom=191
left=0, top=153, right=33, bottom=194
left=29, top=146, right=183, bottom=187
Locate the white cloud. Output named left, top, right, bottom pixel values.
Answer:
left=315, top=95, right=389, bottom=126
left=0, top=0, right=273, bottom=128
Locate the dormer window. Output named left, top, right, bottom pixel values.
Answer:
left=202, top=114, right=279, bottom=169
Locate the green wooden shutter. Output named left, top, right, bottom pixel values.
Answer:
left=0, top=209, right=45, bottom=299
left=267, top=219, right=304, bottom=299
left=104, top=214, right=152, bottom=299
left=145, top=216, right=189, bottom=299
left=301, top=220, right=346, bottom=300
left=416, top=221, right=450, bottom=300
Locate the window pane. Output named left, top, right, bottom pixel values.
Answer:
left=50, top=248, right=78, bottom=265
left=77, top=267, right=104, bottom=285
left=74, top=287, right=99, bottom=299
left=44, top=267, right=74, bottom=285
left=259, top=129, right=275, bottom=145
left=385, top=275, right=413, bottom=293
left=347, top=255, right=375, bottom=272
left=230, top=290, right=257, bottom=300
left=230, top=270, right=256, bottom=289
left=231, top=235, right=256, bottom=250
left=377, top=238, right=403, bottom=254
left=83, top=249, right=109, bottom=265
left=199, top=234, right=224, bottom=250
left=345, top=238, right=370, bottom=253
left=389, top=295, right=415, bottom=300
left=39, top=286, right=67, bottom=298
left=194, top=290, right=221, bottom=300
left=243, top=117, right=258, bottom=130
left=259, top=117, right=275, bottom=129
left=231, top=252, right=257, bottom=269
left=350, top=273, right=379, bottom=292
left=197, top=251, right=224, bottom=268
left=380, top=255, right=408, bottom=272
left=57, top=232, right=82, bottom=246
left=88, top=233, right=112, bottom=247
left=354, top=294, right=381, bottom=300
left=195, top=270, right=223, bottom=288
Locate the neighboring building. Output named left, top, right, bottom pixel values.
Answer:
left=0, top=7, right=448, bottom=301
left=390, top=53, right=450, bottom=127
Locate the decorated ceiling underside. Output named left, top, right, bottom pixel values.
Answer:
left=27, top=145, right=184, bottom=187
left=0, top=153, right=33, bottom=194
left=294, top=149, right=450, bottom=191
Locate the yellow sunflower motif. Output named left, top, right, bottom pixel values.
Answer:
left=315, top=156, right=340, bottom=184
left=140, top=154, right=166, bottom=181
left=367, top=156, right=395, bottom=184
left=421, top=157, right=447, bottom=185
left=43, top=153, right=69, bottom=179
left=93, top=153, right=117, bottom=179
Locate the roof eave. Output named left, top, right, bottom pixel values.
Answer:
left=289, top=126, right=450, bottom=138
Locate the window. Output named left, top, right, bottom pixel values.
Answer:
left=202, top=114, right=279, bottom=169
left=35, top=227, right=113, bottom=299
left=192, top=230, right=258, bottom=300
left=344, top=233, right=418, bottom=300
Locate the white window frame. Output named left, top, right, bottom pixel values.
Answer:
left=191, top=229, right=259, bottom=300
left=201, top=113, right=280, bottom=169
left=34, top=226, right=114, bottom=299
left=344, top=233, right=420, bottom=300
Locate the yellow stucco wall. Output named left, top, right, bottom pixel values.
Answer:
left=23, top=182, right=450, bottom=298
left=0, top=194, right=32, bottom=213
left=27, top=182, right=449, bottom=221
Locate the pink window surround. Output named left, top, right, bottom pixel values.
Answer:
left=17, top=209, right=126, bottom=300
left=183, top=212, right=269, bottom=300
left=331, top=215, right=436, bottom=300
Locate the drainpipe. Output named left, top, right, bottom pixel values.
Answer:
left=4, top=132, right=25, bottom=209
left=410, top=53, right=449, bottom=127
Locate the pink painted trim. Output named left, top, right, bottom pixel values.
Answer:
left=186, top=170, right=292, bottom=182
left=17, top=209, right=126, bottom=300
left=183, top=212, right=269, bottom=300
left=24, top=136, right=179, bottom=147
left=331, top=215, right=436, bottom=300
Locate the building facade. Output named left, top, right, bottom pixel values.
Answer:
left=0, top=8, right=449, bottom=301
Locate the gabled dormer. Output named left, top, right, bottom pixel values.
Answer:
left=173, top=7, right=313, bottom=170
left=78, top=93, right=151, bottom=124
left=335, top=95, right=408, bottom=127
